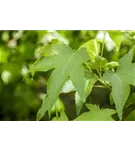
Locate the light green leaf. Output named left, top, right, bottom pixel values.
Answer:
left=104, top=61, right=119, bottom=70
left=124, top=110, right=135, bottom=121
left=75, top=73, right=98, bottom=115
left=74, top=104, right=116, bottom=121
left=35, top=44, right=57, bottom=57
left=86, top=104, right=100, bottom=111
left=80, top=39, right=100, bottom=60
left=52, top=111, right=69, bottom=121
left=108, top=31, right=123, bottom=51
left=31, top=43, right=89, bottom=120
left=88, top=55, right=108, bottom=69
left=109, top=93, right=114, bottom=105
left=103, top=49, right=135, bottom=120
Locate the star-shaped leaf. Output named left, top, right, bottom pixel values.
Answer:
left=30, top=43, right=89, bottom=120
left=74, top=104, right=116, bottom=121
left=103, top=48, right=135, bottom=120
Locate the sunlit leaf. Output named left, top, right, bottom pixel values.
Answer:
left=108, top=31, right=123, bottom=52
left=88, top=55, right=108, bottom=69
left=52, top=111, right=69, bottom=121
left=80, top=39, right=100, bottom=60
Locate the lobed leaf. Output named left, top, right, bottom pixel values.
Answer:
left=103, top=49, right=135, bottom=120
left=74, top=104, right=116, bottom=121
left=31, top=43, right=89, bottom=119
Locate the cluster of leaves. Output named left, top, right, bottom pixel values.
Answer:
left=30, top=30, right=135, bottom=121
left=0, top=30, right=135, bottom=121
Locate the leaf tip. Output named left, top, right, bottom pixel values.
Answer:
left=36, top=107, right=46, bottom=121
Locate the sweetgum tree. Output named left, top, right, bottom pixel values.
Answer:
left=0, top=30, right=135, bottom=121
left=30, top=30, right=135, bottom=121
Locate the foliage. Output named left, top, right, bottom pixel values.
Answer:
left=0, top=30, right=135, bottom=121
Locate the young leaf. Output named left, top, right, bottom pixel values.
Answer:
left=86, top=104, right=100, bottom=111
left=79, top=39, right=100, bottom=60
left=87, top=55, right=108, bottom=69
left=51, top=111, right=69, bottom=121
left=31, top=43, right=89, bottom=119
left=103, top=49, right=135, bottom=120
left=35, top=44, right=57, bottom=58
left=74, top=104, right=116, bottom=121
left=108, top=31, right=123, bottom=52
left=75, top=73, right=98, bottom=115
left=104, top=61, right=119, bottom=70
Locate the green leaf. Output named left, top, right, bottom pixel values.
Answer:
left=88, top=55, right=108, bottom=69
left=108, top=31, right=123, bottom=51
left=86, top=104, right=100, bottom=111
left=124, top=110, right=135, bottom=121
left=74, top=104, right=116, bottom=121
left=109, top=93, right=114, bottom=105
left=103, top=49, right=135, bottom=120
left=133, top=46, right=135, bottom=60
left=51, top=111, right=69, bottom=121
left=31, top=43, right=89, bottom=119
left=80, top=39, right=100, bottom=60
left=35, top=44, right=57, bottom=57
left=30, top=55, right=57, bottom=76
left=104, top=61, right=119, bottom=70
left=75, top=73, right=98, bottom=115
left=36, top=95, right=47, bottom=121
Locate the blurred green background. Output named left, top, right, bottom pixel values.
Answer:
left=0, top=30, right=135, bottom=121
